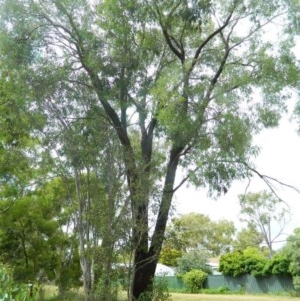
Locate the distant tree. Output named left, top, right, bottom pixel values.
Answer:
left=167, top=213, right=236, bottom=256
left=176, top=249, right=212, bottom=276
left=239, top=191, right=290, bottom=256
left=233, top=225, right=264, bottom=251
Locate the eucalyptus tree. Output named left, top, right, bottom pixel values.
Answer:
left=0, top=0, right=298, bottom=299
left=233, top=224, right=264, bottom=251
left=239, top=191, right=291, bottom=256
left=166, top=213, right=236, bottom=255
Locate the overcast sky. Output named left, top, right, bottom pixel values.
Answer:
left=173, top=104, right=300, bottom=248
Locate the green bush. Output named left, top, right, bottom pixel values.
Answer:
left=293, top=276, right=300, bottom=292
left=0, top=263, right=36, bottom=301
left=182, top=269, right=207, bottom=293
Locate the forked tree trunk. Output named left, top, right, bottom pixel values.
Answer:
left=131, top=146, right=183, bottom=300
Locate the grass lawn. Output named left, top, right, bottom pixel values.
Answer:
left=170, top=293, right=300, bottom=301
left=43, top=286, right=300, bottom=301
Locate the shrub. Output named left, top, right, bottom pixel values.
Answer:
left=219, top=247, right=270, bottom=277
left=0, top=263, right=36, bottom=300
left=262, top=252, right=291, bottom=276
left=293, top=276, right=300, bottom=292
left=182, top=269, right=208, bottom=293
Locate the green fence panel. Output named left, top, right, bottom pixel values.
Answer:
left=155, top=276, right=186, bottom=291
left=157, top=275, right=293, bottom=293
left=206, top=275, right=293, bottom=293
left=206, top=275, right=246, bottom=292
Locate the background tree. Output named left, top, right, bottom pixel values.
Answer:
left=166, top=213, right=236, bottom=256
left=176, top=249, right=212, bottom=276
left=239, top=191, right=290, bottom=256
left=0, top=0, right=299, bottom=299
left=233, top=225, right=264, bottom=251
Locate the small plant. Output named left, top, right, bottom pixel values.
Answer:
left=182, top=269, right=208, bottom=293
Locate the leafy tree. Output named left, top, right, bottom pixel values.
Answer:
left=0, top=1, right=298, bottom=299
left=0, top=178, right=81, bottom=295
left=167, top=213, right=235, bottom=256
left=233, top=225, right=264, bottom=251
left=239, top=191, right=290, bottom=256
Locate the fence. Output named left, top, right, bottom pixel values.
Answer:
left=157, top=275, right=293, bottom=294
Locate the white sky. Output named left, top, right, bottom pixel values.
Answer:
left=173, top=106, right=300, bottom=247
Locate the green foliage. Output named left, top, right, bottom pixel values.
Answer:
left=220, top=246, right=291, bottom=278
left=233, top=225, right=264, bottom=251
left=182, top=269, right=208, bottom=293
left=159, top=247, right=182, bottom=267
left=0, top=178, right=81, bottom=291
left=293, top=276, right=300, bottom=293
left=283, top=228, right=300, bottom=277
left=0, top=263, right=36, bottom=301
left=262, top=252, right=291, bottom=276
left=219, top=247, right=269, bottom=277
left=176, top=249, right=212, bottom=276
left=167, top=213, right=236, bottom=256
left=219, top=251, right=245, bottom=277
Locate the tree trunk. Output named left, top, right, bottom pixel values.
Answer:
left=131, top=146, right=183, bottom=300
left=80, top=257, right=92, bottom=299
left=132, top=254, right=156, bottom=300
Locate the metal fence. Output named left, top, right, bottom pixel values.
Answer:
left=156, top=275, right=293, bottom=293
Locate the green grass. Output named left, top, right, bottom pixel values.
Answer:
left=43, top=285, right=300, bottom=301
